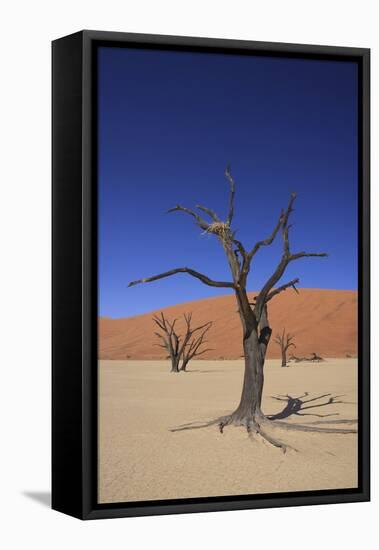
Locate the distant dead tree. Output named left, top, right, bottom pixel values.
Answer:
left=288, top=352, right=325, bottom=364
left=309, top=352, right=325, bottom=363
left=275, top=329, right=296, bottom=367
left=153, top=312, right=212, bottom=372
left=153, top=313, right=182, bottom=372
left=131, top=166, right=355, bottom=450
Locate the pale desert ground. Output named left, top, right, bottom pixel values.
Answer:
left=98, top=358, right=358, bottom=504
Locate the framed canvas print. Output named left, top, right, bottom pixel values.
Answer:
left=52, top=30, right=370, bottom=519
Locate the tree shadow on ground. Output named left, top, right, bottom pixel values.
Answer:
left=267, top=392, right=356, bottom=421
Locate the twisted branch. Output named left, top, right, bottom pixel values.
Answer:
left=167, top=205, right=209, bottom=230
left=266, top=278, right=300, bottom=303
left=196, top=205, right=221, bottom=222
left=254, top=193, right=327, bottom=320
left=247, top=209, right=285, bottom=260
left=129, top=267, right=235, bottom=289
left=225, top=164, right=235, bottom=226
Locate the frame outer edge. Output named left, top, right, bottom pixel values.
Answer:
left=52, top=31, right=85, bottom=519
left=54, top=30, right=370, bottom=520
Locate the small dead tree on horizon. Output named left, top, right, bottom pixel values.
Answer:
left=309, top=352, right=325, bottom=363
left=288, top=352, right=325, bottom=363
left=153, top=312, right=212, bottom=372
left=130, top=166, right=356, bottom=451
left=275, top=329, right=296, bottom=367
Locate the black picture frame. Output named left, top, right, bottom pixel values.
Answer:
left=52, top=30, right=370, bottom=520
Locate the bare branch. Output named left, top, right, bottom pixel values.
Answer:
left=285, top=333, right=296, bottom=350
left=167, top=205, right=209, bottom=231
left=231, top=237, right=248, bottom=277
left=165, top=318, right=178, bottom=335
left=225, top=164, right=235, bottom=226
left=152, top=313, right=168, bottom=332
left=232, top=238, right=247, bottom=258
left=265, top=278, right=300, bottom=303
left=196, top=205, right=221, bottom=222
left=281, top=192, right=297, bottom=226
left=289, top=252, right=328, bottom=262
left=247, top=193, right=296, bottom=263
left=190, top=321, right=213, bottom=336
left=254, top=192, right=327, bottom=319
left=129, top=267, right=235, bottom=289
left=248, top=210, right=284, bottom=260
left=154, top=342, right=169, bottom=349
left=286, top=342, right=296, bottom=350
left=180, top=316, right=211, bottom=359
left=181, top=322, right=213, bottom=369
left=183, top=312, right=192, bottom=328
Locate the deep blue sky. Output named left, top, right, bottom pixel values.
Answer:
left=98, top=46, right=358, bottom=319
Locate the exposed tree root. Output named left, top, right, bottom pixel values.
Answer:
left=217, top=413, right=294, bottom=453
left=170, top=418, right=220, bottom=432
left=255, top=426, right=296, bottom=453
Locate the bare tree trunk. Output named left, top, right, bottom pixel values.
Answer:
left=221, top=294, right=270, bottom=429
left=281, top=349, right=287, bottom=367
left=232, top=328, right=264, bottom=422
left=171, top=358, right=180, bottom=373
left=180, top=358, right=190, bottom=372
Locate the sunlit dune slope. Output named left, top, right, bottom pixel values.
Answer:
left=99, top=289, right=357, bottom=360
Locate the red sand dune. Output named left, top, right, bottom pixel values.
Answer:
left=98, top=289, right=357, bottom=360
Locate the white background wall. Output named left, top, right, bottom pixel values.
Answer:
left=1, top=1, right=376, bottom=548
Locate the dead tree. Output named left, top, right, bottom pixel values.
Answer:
left=153, top=313, right=181, bottom=372
left=288, top=352, right=325, bottom=363
left=309, top=352, right=325, bottom=363
left=130, top=166, right=355, bottom=450
left=180, top=320, right=213, bottom=371
left=153, top=312, right=212, bottom=372
left=275, top=329, right=296, bottom=367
